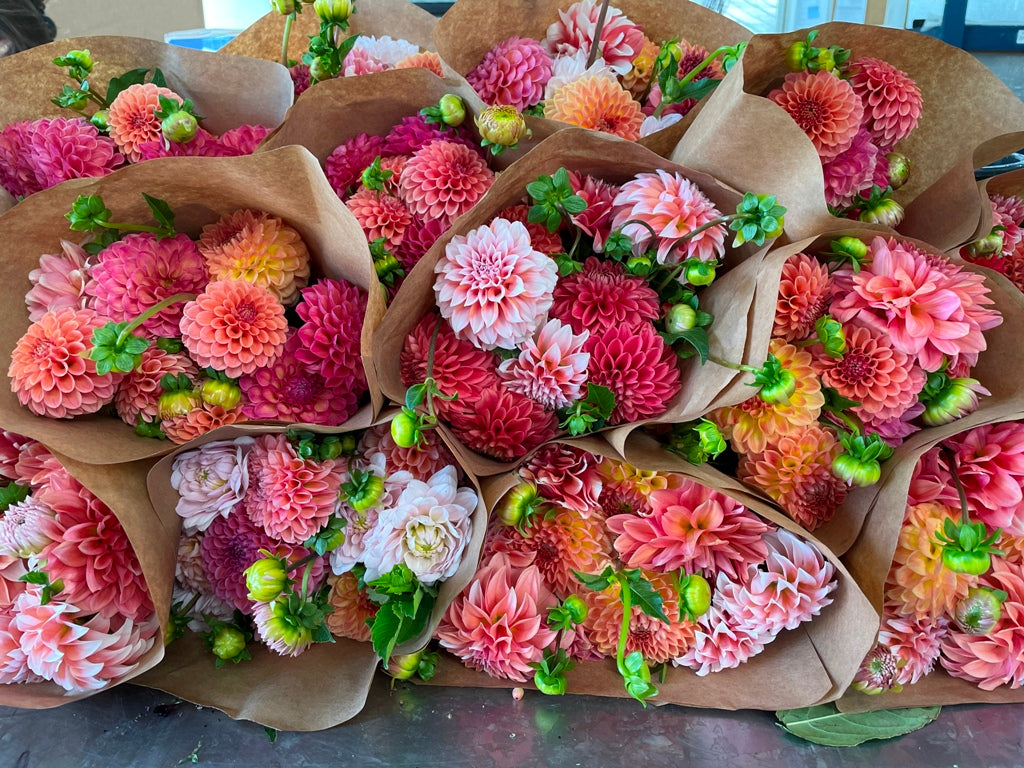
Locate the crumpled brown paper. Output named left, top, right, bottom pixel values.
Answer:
left=0, top=146, right=383, bottom=465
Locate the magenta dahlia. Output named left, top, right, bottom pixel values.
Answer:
left=467, top=36, right=552, bottom=110
left=549, top=256, right=660, bottom=336
left=293, top=277, right=368, bottom=392
left=448, top=385, right=558, bottom=461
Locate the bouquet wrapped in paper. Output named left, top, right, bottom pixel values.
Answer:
left=433, top=0, right=750, bottom=157
left=135, top=419, right=485, bottom=730
left=0, top=36, right=293, bottom=200
left=0, top=432, right=175, bottom=706
left=958, top=169, right=1024, bottom=295
left=0, top=146, right=384, bottom=465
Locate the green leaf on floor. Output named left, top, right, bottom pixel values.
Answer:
left=776, top=704, right=941, bottom=747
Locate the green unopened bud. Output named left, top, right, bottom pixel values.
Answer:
left=374, top=252, right=402, bottom=281
left=679, top=573, right=712, bottom=619
left=388, top=650, right=425, bottom=680
left=858, top=196, right=905, bottom=228
left=309, top=56, right=334, bottom=83
left=496, top=482, right=540, bottom=528
left=475, top=104, right=530, bottom=148
left=390, top=411, right=422, bottom=448
left=313, top=0, right=353, bottom=24
left=349, top=474, right=384, bottom=512
left=562, top=594, right=588, bottom=624
left=624, top=254, right=653, bottom=276
left=89, top=109, right=109, bottom=132
left=665, top=303, right=697, bottom=334
left=244, top=556, right=290, bottom=602
left=955, top=586, right=1006, bottom=635
left=201, top=378, right=241, bottom=410
left=814, top=315, right=846, bottom=358
left=157, top=389, right=200, bottom=420
left=758, top=368, right=796, bottom=405
left=832, top=452, right=881, bottom=487
left=683, top=261, right=716, bottom=287
left=966, top=230, right=1004, bottom=258
left=271, top=0, right=297, bottom=13
left=210, top=626, right=247, bottom=661
left=534, top=670, right=568, bottom=696
left=438, top=94, right=466, bottom=127
left=832, top=236, right=868, bottom=262
left=886, top=152, right=910, bottom=190
left=814, top=48, right=836, bottom=74
left=161, top=111, right=198, bottom=144
left=61, top=49, right=93, bottom=72
left=784, top=41, right=808, bottom=72
left=920, top=378, right=986, bottom=426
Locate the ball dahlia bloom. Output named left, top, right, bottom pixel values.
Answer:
left=346, top=188, right=412, bottom=252
left=359, top=423, right=455, bottom=482
left=549, top=256, right=659, bottom=336
left=26, top=239, right=93, bottom=323
left=498, top=318, right=590, bottom=410
left=437, top=552, right=557, bottom=682
left=848, top=57, right=923, bottom=152
left=384, top=114, right=480, bottom=158
left=520, top=443, right=603, bottom=514
left=611, top=170, right=725, bottom=265
left=544, top=0, right=645, bottom=75
left=325, top=572, right=377, bottom=641
left=395, top=215, right=447, bottom=271
left=822, top=128, right=881, bottom=209
left=768, top=70, right=864, bottom=160
left=26, top=116, right=125, bottom=191
left=544, top=75, right=644, bottom=141
left=772, top=252, right=832, bottom=342
left=171, top=437, right=254, bottom=535
left=216, top=124, right=271, bottom=157
left=325, top=133, right=387, bottom=197
left=434, top=217, right=557, bottom=351
left=448, top=385, right=558, bottom=461
left=161, top=402, right=246, bottom=445
left=0, top=120, right=43, bottom=197
left=179, top=279, right=288, bottom=378
left=468, top=36, right=553, bottom=110
left=294, top=277, right=368, bottom=393
left=106, top=82, right=183, bottom=162
left=9, top=307, right=122, bottom=419
left=395, top=50, right=444, bottom=77
left=399, top=139, right=494, bottom=227
left=115, top=346, right=198, bottom=427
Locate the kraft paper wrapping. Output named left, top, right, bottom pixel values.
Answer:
left=0, top=450, right=175, bottom=709
left=0, top=36, right=293, bottom=137
left=135, top=420, right=486, bottom=730
left=432, top=0, right=751, bottom=158
left=221, top=0, right=438, bottom=62
left=673, top=22, right=1024, bottom=244
left=423, top=433, right=877, bottom=711
left=372, top=127, right=767, bottom=477
left=954, top=162, right=1024, bottom=250
left=0, top=146, right=384, bottom=465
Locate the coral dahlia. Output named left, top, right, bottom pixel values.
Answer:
left=772, top=252, right=833, bottom=342
left=768, top=70, right=864, bottom=160
left=399, top=139, right=493, bottom=227
left=848, top=57, right=923, bottom=152
left=106, top=82, right=183, bottom=162
left=549, top=256, right=659, bottom=335
left=448, top=385, right=558, bottom=461
left=498, top=318, right=590, bottom=410
left=544, top=75, right=644, bottom=141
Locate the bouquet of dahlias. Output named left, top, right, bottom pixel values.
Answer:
left=670, top=22, right=1024, bottom=243
left=837, top=412, right=1024, bottom=712
left=222, top=0, right=438, bottom=100
left=0, top=146, right=384, bottom=466
left=433, top=0, right=750, bottom=157
left=135, top=420, right=484, bottom=730
left=959, top=171, right=1024, bottom=295
left=0, top=431, right=176, bottom=706
left=426, top=435, right=876, bottom=709
left=374, top=128, right=783, bottom=475
left=0, top=36, right=294, bottom=201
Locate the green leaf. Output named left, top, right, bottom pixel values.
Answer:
left=776, top=705, right=941, bottom=747
left=142, top=193, right=176, bottom=236
left=405, top=383, right=427, bottom=410
left=151, top=68, right=167, bottom=88
left=369, top=602, right=401, bottom=665
left=623, top=570, right=670, bottom=623
left=105, top=67, right=152, bottom=104
left=367, top=564, right=418, bottom=596
left=661, top=327, right=709, bottom=364
left=263, top=727, right=278, bottom=744
left=561, top=194, right=588, bottom=215
left=573, top=566, right=614, bottom=592
left=0, top=481, right=30, bottom=512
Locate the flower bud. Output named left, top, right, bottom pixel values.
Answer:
left=313, top=0, right=353, bottom=24
left=210, top=626, right=247, bottom=661
left=390, top=411, right=422, bottom=448
left=757, top=368, right=796, bottom=405
left=955, top=587, right=1005, bottom=635
left=680, top=573, right=712, bottom=618
left=161, top=111, right=198, bottom=144
left=388, top=650, right=425, bottom=680
left=832, top=452, right=881, bottom=487
left=157, top=389, right=200, bottom=420
left=64, top=49, right=93, bottom=72
left=89, top=110, right=109, bottom=132
left=374, top=252, right=402, bottom=281
left=348, top=474, right=384, bottom=512
left=201, top=378, right=241, bottom=410
left=665, top=303, right=697, bottom=334
left=684, top=261, right=716, bottom=286
left=858, top=196, right=905, bottom=228
left=886, top=152, right=910, bottom=190
left=831, top=236, right=868, bottom=262
left=562, top=595, right=588, bottom=624
left=475, top=105, right=530, bottom=148
left=496, top=482, right=540, bottom=528
left=625, top=254, right=653, bottom=276
left=965, top=231, right=1004, bottom=258
left=784, top=41, right=808, bottom=72
left=308, top=56, right=334, bottom=83
left=438, top=94, right=466, bottom=127
left=244, top=556, right=290, bottom=602
left=534, top=670, right=568, bottom=696
left=814, top=48, right=836, bottom=74
left=920, top=378, right=987, bottom=426
left=271, top=0, right=297, bottom=13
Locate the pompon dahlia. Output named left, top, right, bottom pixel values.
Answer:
left=0, top=121, right=42, bottom=197
left=115, top=346, right=199, bottom=427
left=399, top=139, right=494, bottom=227
left=434, top=217, right=557, bottom=351
left=86, top=232, right=208, bottom=337
left=712, top=339, right=824, bottom=455
left=400, top=314, right=501, bottom=418
left=358, top=422, right=455, bottom=481
left=171, top=437, right=254, bottom=535
left=568, top=172, right=619, bottom=252
left=940, top=557, right=1024, bottom=690
left=879, top=608, right=948, bottom=686
left=768, top=70, right=864, bottom=160
left=346, top=187, right=412, bottom=251
left=611, top=170, right=725, bottom=265
left=822, top=128, right=881, bottom=208
left=325, top=132, right=387, bottom=197
left=9, top=307, right=122, bottom=419
left=437, top=552, right=557, bottom=682
left=885, top=501, right=978, bottom=621
left=544, top=76, right=644, bottom=141
left=608, top=481, right=770, bottom=580
left=497, top=205, right=564, bottom=255
left=848, top=57, right=923, bottom=152
left=584, top=570, right=696, bottom=663
left=468, top=36, right=553, bottom=110
left=544, top=0, right=645, bottom=75
left=325, top=572, right=377, bottom=641
left=674, top=586, right=772, bottom=676
left=216, top=124, right=271, bottom=156
left=383, top=114, right=480, bottom=158
left=240, top=333, right=359, bottom=426
left=106, top=82, right=182, bottom=162
left=0, top=496, right=54, bottom=558
left=162, top=402, right=246, bottom=445
left=520, top=443, right=603, bottom=514
left=395, top=215, right=446, bottom=271
left=395, top=50, right=444, bottom=77
left=291, top=277, right=367, bottom=395
left=26, top=239, right=93, bottom=323
left=549, top=256, right=659, bottom=336
left=36, top=472, right=152, bottom=622
left=449, top=385, right=558, bottom=461
left=198, top=209, right=311, bottom=306
left=498, top=318, right=590, bottom=410
left=27, top=116, right=125, bottom=190
left=945, top=421, right=1024, bottom=537
left=585, top=322, right=680, bottom=425
left=245, top=433, right=342, bottom=545
left=485, top=505, right=613, bottom=597
left=179, top=280, right=288, bottom=378
left=773, top=252, right=832, bottom=342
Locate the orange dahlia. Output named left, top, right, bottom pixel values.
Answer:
left=394, top=51, right=444, bottom=77
left=346, top=188, right=412, bottom=252
left=325, top=572, right=378, bottom=642
left=106, top=82, right=182, bottom=162
left=399, top=139, right=493, bottom=227
left=768, top=70, right=864, bottom=160
left=544, top=75, right=644, bottom=141
left=622, top=36, right=661, bottom=99
left=772, top=252, right=832, bottom=342
left=161, top=402, right=246, bottom=444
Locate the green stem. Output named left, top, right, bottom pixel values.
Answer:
left=300, top=561, right=312, bottom=599
left=824, top=409, right=862, bottom=437
left=655, top=262, right=686, bottom=292
left=287, top=553, right=320, bottom=575
left=706, top=355, right=760, bottom=375
left=566, top=227, right=583, bottom=260
left=674, top=213, right=736, bottom=244
left=586, top=0, right=613, bottom=69
left=178, top=591, right=201, bottom=617
left=944, top=447, right=971, bottom=526
left=115, top=292, right=196, bottom=347
left=615, top=574, right=631, bottom=678
left=281, top=11, right=295, bottom=67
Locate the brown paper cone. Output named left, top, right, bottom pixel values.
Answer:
left=432, top=0, right=751, bottom=158
left=0, top=36, right=293, bottom=136
left=135, top=419, right=486, bottom=729
left=372, top=127, right=767, bottom=476
left=222, top=0, right=438, bottom=62
left=423, top=432, right=878, bottom=710
left=0, top=146, right=384, bottom=465
left=0, top=446, right=175, bottom=709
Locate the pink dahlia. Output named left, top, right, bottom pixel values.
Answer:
left=328, top=498, right=377, bottom=575
left=106, top=82, right=182, bottom=162
left=325, top=572, right=377, bottom=641
left=434, top=217, right=557, bottom=351
left=400, top=139, right=494, bottom=226
left=346, top=187, right=412, bottom=251
left=26, top=239, right=93, bottom=323
left=611, top=170, right=725, bottom=265
left=290, top=278, right=366, bottom=397
left=345, top=35, right=419, bottom=74
left=448, top=385, right=558, bottom=461
left=325, top=132, right=388, bottom=197
left=879, top=608, right=948, bottom=686
left=245, top=433, right=342, bottom=545
left=9, top=307, right=122, bottom=419
left=36, top=472, right=152, bottom=621
left=569, top=172, right=619, bottom=251
left=674, top=585, right=772, bottom=676
left=179, top=280, right=288, bottom=378
left=437, top=552, right=557, bottom=682
left=0, top=496, right=54, bottom=558
left=136, top=127, right=223, bottom=160
left=992, top=194, right=1024, bottom=254
left=176, top=534, right=211, bottom=594
left=115, top=346, right=198, bottom=427
left=217, top=124, right=271, bottom=156
left=584, top=322, right=680, bottom=424
left=543, top=76, right=645, bottom=141
left=468, top=36, right=552, bottom=110
left=608, top=480, right=770, bottom=580
left=549, top=256, right=659, bottom=336
left=27, top=116, right=125, bottom=190
left=86, top=232, right=208, bottom=337
left=773, top=252, right=832, bottom=342
left=162, top=402, right=246, bottom=445
left=822, top=128, right=881, bottom=208
left=358, top=423, right=455, bottom=482
left=945, top=421, right=1024, bottom=536
left=544, top=0, right=645, bottom=75
left=498, top=318, right=590, bottom=409
left=848, top=57, right=923, bottom=152
left=0, top=121, right=42, bottom=197
left=394, top=215, right=447, bottom=272
left=12, top=440, right=63, bottom=488
left=768, top=70, right=864, bottom=160
left=0, top=603, right=39, bottom=684
left=170, top=437, right=254, bottom=534
left=383, top=114, right=480, bottom=158
left=520, top=443, right=603, bottom=514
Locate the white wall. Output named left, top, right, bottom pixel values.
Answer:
left=47, top=0, right=205, bottom=40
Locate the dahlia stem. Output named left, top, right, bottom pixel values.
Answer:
left=286, top=553, right=320, bottom=576
left=177, top=591, right=201, bottom=618
left=706, top=355, right=760, bottom=375
left=615, top=574, right=633, bottom=680
left=652, top=45, right=733, bottom=119
left=566, top=227, right=583, bottom=260
left=586, top=0, right=613, bottom=69
left=822, top=408, right=862, bottom=437
left=300, top=560, right=312, bottom=599
left=280, top=11, right=296, bottom=67
left=943, top=447, right=972, bottom=527
left=423, top=315, right=443, bottom=423
left=115, top=292, right=197, bottom=348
